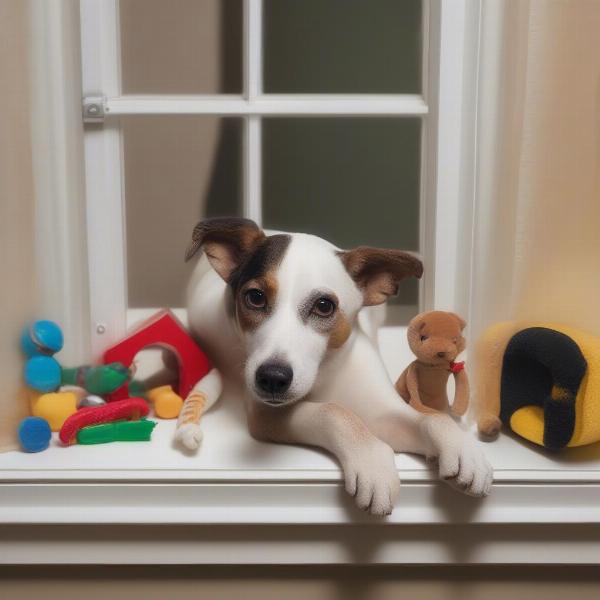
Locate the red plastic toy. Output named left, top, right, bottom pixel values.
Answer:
left=103, top=309, right=212, bottom=402
left=59, top=397, right=149, bottom=445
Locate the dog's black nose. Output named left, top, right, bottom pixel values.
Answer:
left=437, top=352, right=446, bottom=358
left=256, top=362, right=293, bottom=396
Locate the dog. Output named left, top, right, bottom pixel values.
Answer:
left=176, top=217, right=493, bottom=516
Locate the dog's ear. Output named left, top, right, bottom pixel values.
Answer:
left=338, top=246, right=423, bottom=306
left=185, top=217, right=266, bottom=281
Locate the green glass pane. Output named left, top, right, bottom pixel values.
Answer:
left=264, top=0, right=422, bottom=93
left=262, top=117, right=421, bottom=315
left=122, top=117, right=243, bottom=308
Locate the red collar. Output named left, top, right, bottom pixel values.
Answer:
left=449, top=361, right=465, bottom=374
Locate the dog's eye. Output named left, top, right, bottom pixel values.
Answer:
left=244, top=289, right=266, bottom=309
left=420, top=335, right=428, bottom=342
left=312, top=297, right=336, bottom=318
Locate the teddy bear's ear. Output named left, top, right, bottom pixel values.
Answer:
left=450, top=312, right=467, bottom=330
left=338, top=246, right=423, bottom=306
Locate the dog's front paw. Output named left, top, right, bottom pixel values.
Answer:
left=437, top=437, right=493, bottom=497
left=342, top=440, right=400, bottom=516
left=175, top=423, right=203, bottom=450
left=422, top=415, right=493, bottom=497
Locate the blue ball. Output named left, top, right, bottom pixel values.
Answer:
left=24, top=356, right=61, bottom=392
left=18, top=417, right=52, bottom=452
left=20, top=320, right=64, bottom=358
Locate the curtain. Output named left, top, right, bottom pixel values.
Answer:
left=0, top=0, right=37, bottom=450
left=471, top=0, right=600, bottom=420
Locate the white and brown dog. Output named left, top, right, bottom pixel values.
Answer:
left=176, top=217, right=493, bottom=516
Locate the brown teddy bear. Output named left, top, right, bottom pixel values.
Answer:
left=395, top=311, right=469, bottom=416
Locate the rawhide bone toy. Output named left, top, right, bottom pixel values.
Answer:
left=59, top=397, right=149, bottom=445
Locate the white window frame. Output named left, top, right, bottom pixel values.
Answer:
left=80, top=0, right=472, bottom=359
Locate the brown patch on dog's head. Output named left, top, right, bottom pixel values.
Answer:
left=408, top=310, right=466, bottom=365
left=186, top=219, right=291, bottom=333
left=231, top=234, right=291, bottom=333
left=185, top=217, right=266, bottom=281
left=236, top=273, right=279, bottom=332
left=298, top=291, right=352, bottom=350
left=338, top=246, right=423, bottom=306
left=328, top=311, right=352, bottom=349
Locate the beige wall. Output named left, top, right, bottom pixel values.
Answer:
left=1, top=566, right=600, bottom=599
left=0, top=0, right=37, bottom=450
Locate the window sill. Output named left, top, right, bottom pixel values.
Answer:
left=2, top=396, right=600, bottom=526
left=3, top=321, right=600, bottom=563
left=3, top=398, right=600, bottom=564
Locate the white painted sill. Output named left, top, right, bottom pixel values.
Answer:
left=2, top=316, right=600, bottom=528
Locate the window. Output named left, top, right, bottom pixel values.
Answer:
left=4, top=2, right=600, bottom=558
left=80, top=0, right=468, bottom=360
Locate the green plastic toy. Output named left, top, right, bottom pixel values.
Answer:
left=61, top=362, right=131, bottom=395
left=76, top=418, right=156, bottom=444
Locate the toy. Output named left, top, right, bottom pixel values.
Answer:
left=30, top=391, right=78, bottom=431
left=475, top=322, right=600, bottom=449
left=58, top=385, right=106, bottom=408
left=61, top=363, right=130, bottom=395
left=147, top=385, right=183, bottom=419
left=59, top=397, right=149, bottom=445
left=20, top=320, right=64, bottom=358
left=395, top=311, right=469, bottom=416
left=103, top=309, right=211, bottom=402
left=18, top=417, right=52, bottom=452
left=24, top=355, right=62, bottom=392
left=78, top=394, right=107, bottom=408
left=76, top=418, right=156, bottom=444
left=175, top=368, right=223, bottom=450
left=21, top=320, right=130, bottom=396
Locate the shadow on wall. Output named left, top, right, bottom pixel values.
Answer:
left=120, top=0, right=243, bottom=308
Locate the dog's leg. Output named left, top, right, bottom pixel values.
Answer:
left=174, top=368, right=223, bottom=450
left=248, top=401, right=400, bottom=516
left=332, top=335, right=493, bottom=497
left=372, top=400, right=493, bottom=497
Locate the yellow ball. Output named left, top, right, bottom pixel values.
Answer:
left=147, top=385, right=183, bottom=419
left=30, top=391, right=78, bottom=431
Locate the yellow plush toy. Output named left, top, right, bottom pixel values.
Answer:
left=475, top=322, right=600, bottom=449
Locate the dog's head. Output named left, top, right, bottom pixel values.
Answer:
left=186, top=218, right=423, bottom=406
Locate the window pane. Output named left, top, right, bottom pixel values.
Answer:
left=119, top=0, right=242, bottom=94
left=262, top=118, right=421, bottom=317
left=264, top=0, right=422, bottom=94
left=122, top=117, right=242, bottom=308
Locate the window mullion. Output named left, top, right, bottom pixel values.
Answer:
left=80, top=0, right=128, bottom=359
left=243, top=0, right=263, bottom=224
